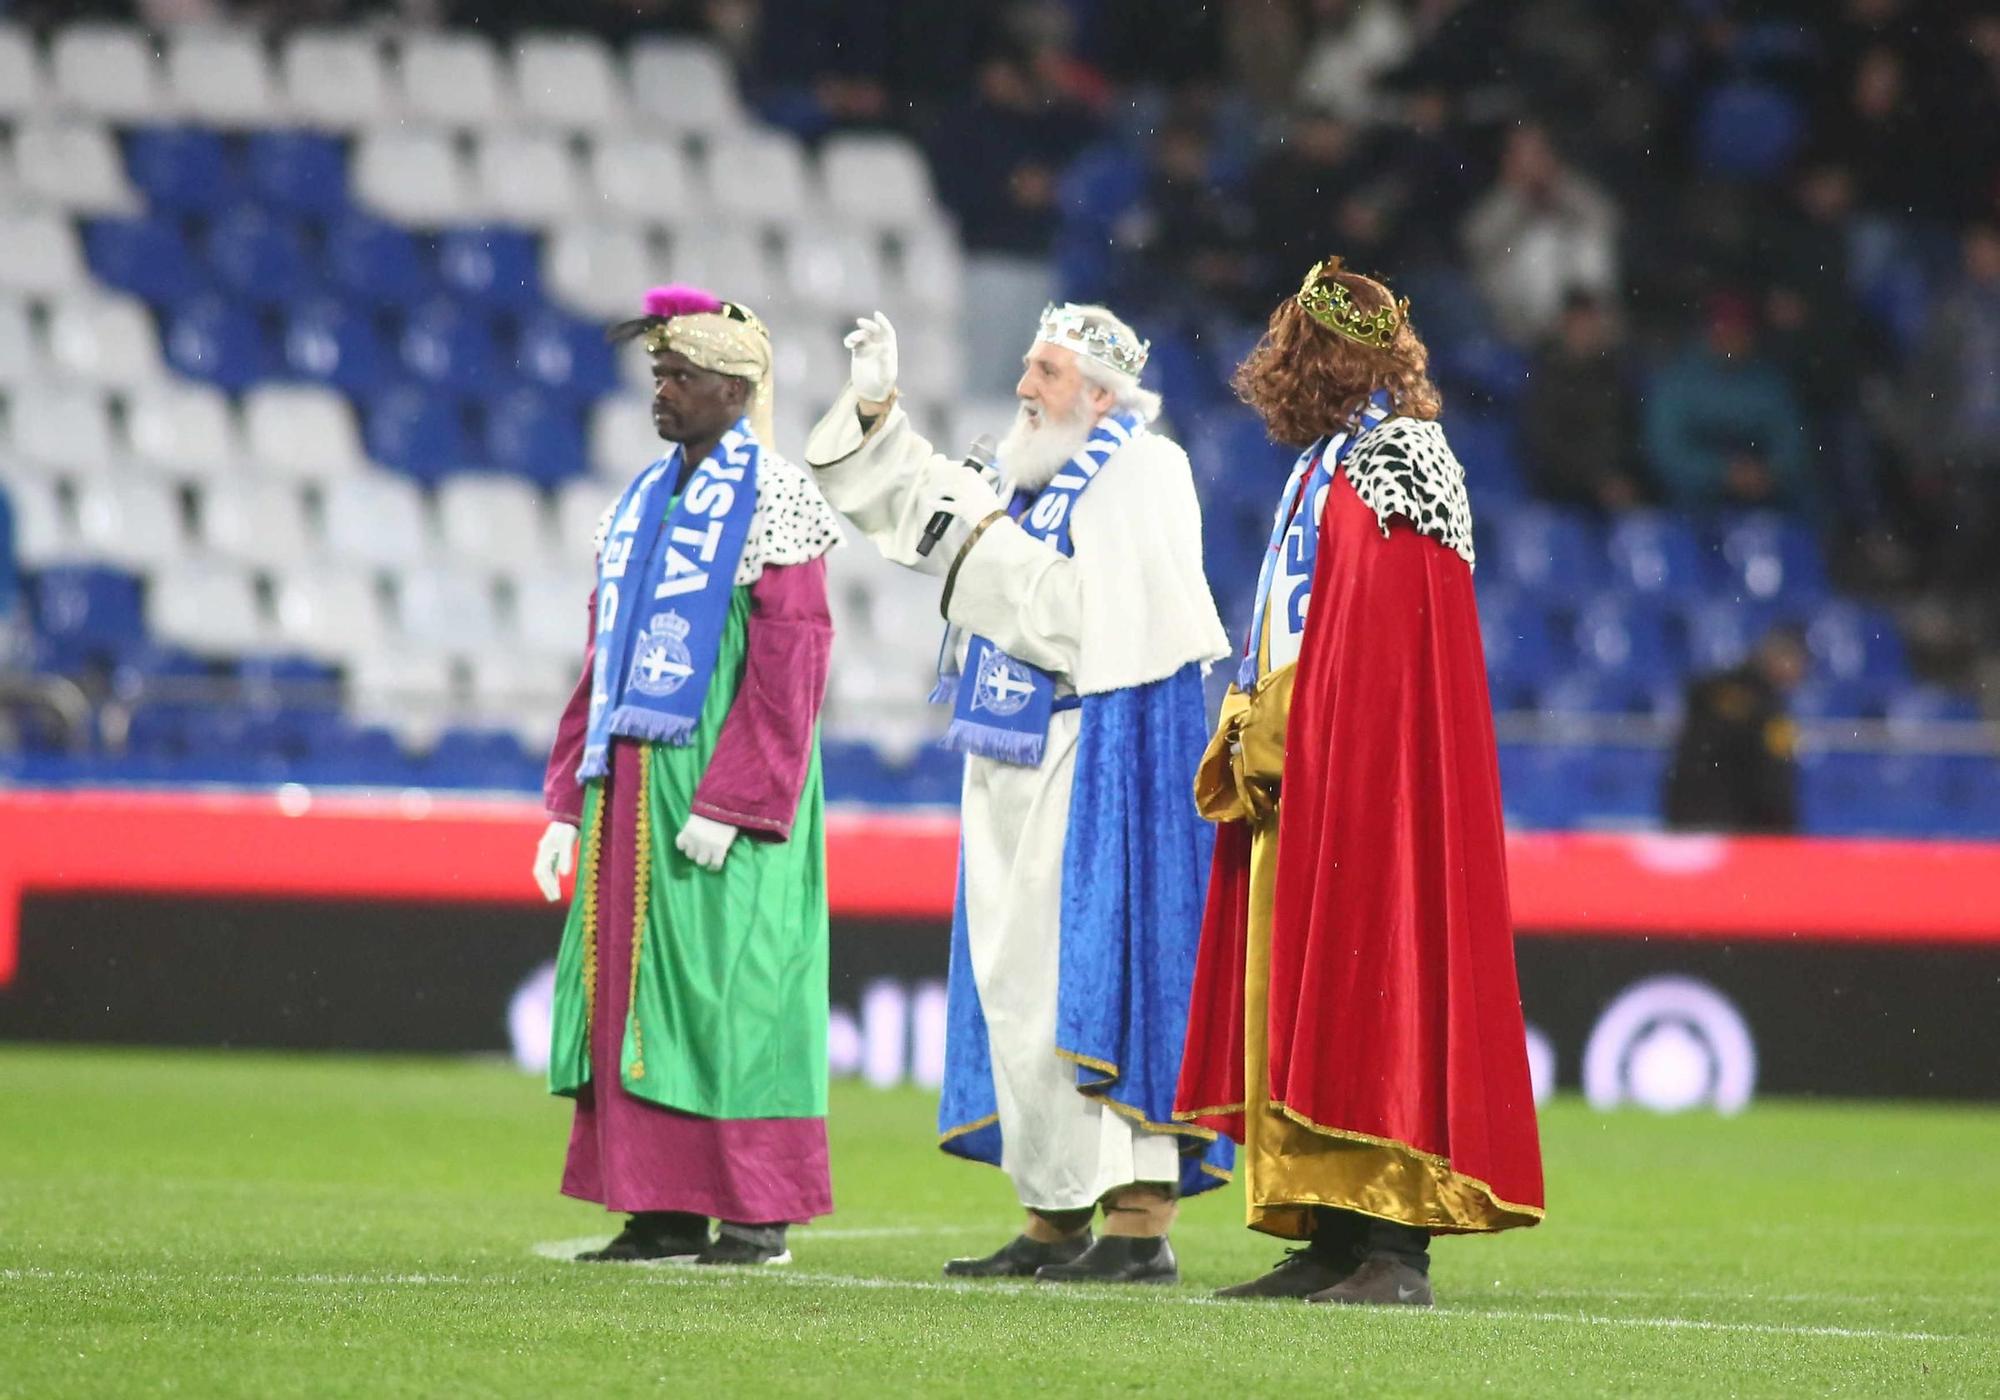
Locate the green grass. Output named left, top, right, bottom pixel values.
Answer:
left=1, top=1048, right=1996, bottom=1398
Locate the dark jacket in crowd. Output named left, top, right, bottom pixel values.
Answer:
left=1662, top=666, right=1800, bottom=833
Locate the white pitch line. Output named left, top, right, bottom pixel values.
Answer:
left=531, top=1226, right=979, bottom=1260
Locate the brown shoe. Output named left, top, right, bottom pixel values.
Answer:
left=1306, top=1256, right=1433, bottom=1307
left=1213, top=1247, right=1357, bottom=1300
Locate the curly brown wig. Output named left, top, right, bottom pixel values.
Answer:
left=1232, top=260, right=1442, bottom=447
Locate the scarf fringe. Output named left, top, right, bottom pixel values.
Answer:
left=607, top=706, right=698, bottom=747
left=927, top=674, right=960, bottom=706
left=942, top=718, right=1046, bottom=766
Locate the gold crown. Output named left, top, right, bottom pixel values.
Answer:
left=1295, top=257, right=1409, bottom=350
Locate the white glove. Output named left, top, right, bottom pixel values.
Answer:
left=675, top=813, right=739, bottom=872
left=920, top=467, right=1008, bottom=527
left=533, top=820, right=578, bottom=902
left=843, top=311, right=898, bottom=402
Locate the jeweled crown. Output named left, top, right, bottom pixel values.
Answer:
left=1295, top=257, right=1409, bottom=350
left=1036, top=303, right=1150, bottom=378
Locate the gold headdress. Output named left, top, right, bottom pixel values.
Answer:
left=638, top=303, right=777, bottom=447
left=1295, top=257, right=1409, bottom=351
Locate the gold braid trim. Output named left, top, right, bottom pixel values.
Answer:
left=1269, top=1100, right=1547, bottom=1226
left=936, top=1113, right=1000, bottom=1150
left=578, top=783, right=606, bottom=1035
left=1055, top=1046, right=1226, bottom=1147
left=627, top=745, right=652, bottom=1081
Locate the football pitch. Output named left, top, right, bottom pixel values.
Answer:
left=1, top=1048, right=1994, bottom=1398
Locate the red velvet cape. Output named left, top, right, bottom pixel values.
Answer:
left=1176, top=469, right=1544, bottom=1217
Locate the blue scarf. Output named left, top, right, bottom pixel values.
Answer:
left=1237, top=392, right=1391, bottom=688
left=933, top=410, right=1142, bottom=766
left=579, top=420, right=761, bottom=781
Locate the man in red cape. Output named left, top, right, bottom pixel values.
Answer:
left=1175, top=256, right=1544, bottom=1306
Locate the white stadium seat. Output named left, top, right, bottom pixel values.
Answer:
left=587, top=138, right=694, bottom=225
left=472, top=132, right=587, bottom=228
left=197, top=479, right=314, bottom=570
left=770, top=329, right=849, bottom=409
left=126, top=382, right=244, bottom=478
left=50, top=24, right=165, bottom=123
left=0, top=24, right=45, bottom=120
left=0, top=211, right=87, bottom=296
left=242, top=385, right=369, bottom=480
left=396, top=564, right=505, bottom=646
left=587, top=393, right=662, bottom=480
left=782, top=228, right=884, bottom=314
left=819, top=134, right=938, bottom=230
left=892, top=230, right=966, bottom=315
left=13, top=120, right=138, bottom=215
left=434, top=474, right=551, bottom=570
left=12, top=382, right=115, bottom=471
left=147, top=559, right=270, bottom=656
left=319, top=473, right=431, bottom=568
left=72, top=477, right=189, bottom=570
left=898, top=323, right=966, bottom=400
left=677, top=233, right=778, bottom=308
left=704, top=131, right=811, bottom=226
left=47, top=294, right=164, bottom=388
left=397, top=32, right=509, bottom=128
left=4, top=472, right=76, bottom=568
left=508, top=565, right=588, bottom=658
left=347, top=646, right=457, bottom=745
left=0, top=297, right=36, bottom=383
left=514, top=33, right=625, bottom=130
left=544, top=223, right=653, bottom=321
left=166, top=28, right=279, bottom=127
left=464, top=647, right=572, bottom=716
left=352, top=130, right=475, bottom=228
left=273, top=566, right=389, bottom=662
left=281, top=29, right=393, bottom=131
left=628, top=39, right=744, bottom=133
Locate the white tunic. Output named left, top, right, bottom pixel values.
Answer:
left=808, top=386, right=1228, bottom=1208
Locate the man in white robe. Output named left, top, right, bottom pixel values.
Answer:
left=806, top=304, right=1232, bottom=1284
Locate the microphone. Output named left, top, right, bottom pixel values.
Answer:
left=916, top=434, right=998, bottom=558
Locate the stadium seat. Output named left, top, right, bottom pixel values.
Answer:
left=122, top=127, right=236, bottom=213
left=5, top=473, right=76, bottom=568
left=281, top=297, right=390, bottom=393
left=351, top=131, right=475, bottom=228
left=47, top=293, right=165, bottom=387
left=286, top=720, right=415, bottom=786
left=1491, top=504, right=1605, bottom=596
left=472, top=132, right=587, bottom=227
left=273, top=566, right=390, bottom=663
left=204, top=206, right=320, bottom=306
left=165, top=28, right=280, bottom=127
left=325, top=214, right=437, bottom=309
left=783, top=227, right=884, bottom=313
left=243, top=384, right=370, bottom=480
left=319, top=473, right=431, bottom=567
left=0, top=23, right=44, bottom=119
left=50, top=23, right=165, bottom=123
left=197, top=479, right=314, bottom=569
left=509, top=564, right=588, bottom=656
left=1788, top=677, right=1891, bottom=720
left=889, top=230, right=965, bottom=316
left=1716, top=512, right=1829, bottom=603
left=484, top=389, right=586, bottom=486
left=543, top=223, right=651, bottom=321
left=1683, top=597, right=1785, bottom=671
left=1882, top=685, right=1983, bottom=736
left=1536, top=667, right=1661, bottom=716
left=347, top=647, right=456, bottom=748
left=438, top=226, right=543, bottom=310
left=0, top=210, right=88, bottom=296
left=1804, top=601, right=1908, bottom=682
left=627, top=39, right=745, bottom=133
left=144, top=558, right=269, bottom=656
left=819, top=134, right=938, bottom=231
left=1571, top=596, right=1685, bottom=682
left=586, top=393, right=659, bottom=480
left=587, top=138, right=694, bottom=224
left=896, top=324, right=964, bottom=401
left=83, top=215, right=207, bottom=306
left=514, top=311, right=620, bottom=402
left=31, top=563, right=147, bottom=654
left=164, top=295, right=270, bottom=391
left=364, top=384, right=472, bottom=478
left=0, top=296, right=36, bottom=383
left=244, top=130, right=351, bottom=217
left=280, top=29, right=394, bottom=131
left=1695, top=81, right=1805, bottom=179
left=396, top=32, right=510, bottom=127
left=513, top=32, right=625, bottom=131
left=127, top=382, right=245, bottom=478
left=12, top=382, right=116, bottom=471
left=14, top=120, right=139, bottom=215
left=1605, top=511, right=1712, bottom=597
left=705, top=131, right=812, bottom=227
left=435, top=474, right=552, bottom=571
left=72, top=478, right=190, bottom=571
left=678, top=232, right=779, bottom=310
left=396, top=564, right=505, bottom=647
left=420, top=725, right=541, bottom=789
left=1478, top=592, right=1570, bottom=696
left=398, top=298, right=501, bottom=394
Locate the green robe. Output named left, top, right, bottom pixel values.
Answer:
left=548, top=584, right=829, bottom=1119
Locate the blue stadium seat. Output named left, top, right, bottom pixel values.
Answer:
left=1479, top=591, right=1570, bottom=699
left=1682, top=597, right=1788, bottom=671
left=1491, top=504, right=1606, bottom=596
left=1188, top=408, right=1295, bottom=493
left=513, top=310, right=620, bottom=402
left=1606, top=511, right=1712, bottom=597
left=1883, top=685, right=1982, bottom=729
left=282, top=297, right=390, bottom=392
left=1537, top=668, right=1659, bottom=716
left=399, top=298, right=502, bottom=393
left=365, top=384, right=473, bottom=478
left=1715, top=511, right=1829, bottom=603
left=286, top=721, right=415, bottom=786
left=1574, top=744, right=1667, bottom=825
left=204, top=206, right=319, bottom=306
left=1449, top=412, right=1524, bottom=499
left=1789, top=678, right=1892, bottom=720
left=244, top=130, right=350, bottom=217
left=422, top=727, right=539, bottom=790
left=1695, top=82, right=1805, bottom=178
left=84, top=215, right=208, bottom=306
left=1804, top=601, right=1908, bottom=682
left=123, top=127, right=237, bottom=212
left=1797, top=750, right=1883, bottom=836
left=1572, top=597, right=1685, bottom=683
left=164, top=295, right=271, bottom=390
left=483, top=388, right=585, bottom=486
left=1496, top=743, right=1581, bottom=829
left=29, top=566, right=146, bottom=656
left=326, top=214, right=438, bottom=309
left=438, top=226, right=543, bottom=310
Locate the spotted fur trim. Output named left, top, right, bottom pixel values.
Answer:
left=1340, top=417, right=1476, bottom=569
left=588, top=452, right=840, bottom=583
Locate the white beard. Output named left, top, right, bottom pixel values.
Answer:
left=996, top=399, right=1094, bottom=492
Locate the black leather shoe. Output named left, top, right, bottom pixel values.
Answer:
left=1306, top=1255, right=1434, bottom=1307
left=694, top=1232, right=791, bottom=1267
left=1036, top=1234, right=1178, bottom=1286
left=574, top=1213, right=710, bottom=1262
left=1213, top=1246, right=1358, bottom=1300
left=943, top=1231, right=1092, bottom=1278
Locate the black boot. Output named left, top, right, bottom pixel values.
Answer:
left=1307, top=1219, right=1433, bottom=1307
left=1212, top=1207, right=1364, bottom=1300
left=943, top=1230, right=1092, bottom=1279
left=694, top=1222, right=791, bottom=1266
left=1035, top=1234, right=1178, bottom=1286
left=575, top=1210, right=710, bottom=1262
